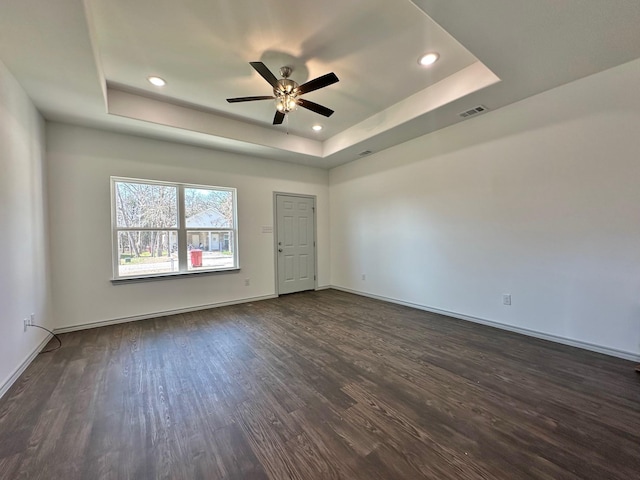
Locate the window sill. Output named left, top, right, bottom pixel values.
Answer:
left=111, top=267, right=241, bottom=284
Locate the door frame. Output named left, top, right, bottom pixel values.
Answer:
left=273, top=192, right=318, bottom=296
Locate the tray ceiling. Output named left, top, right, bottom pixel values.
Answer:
left=1, top=0, right=639, bottom=168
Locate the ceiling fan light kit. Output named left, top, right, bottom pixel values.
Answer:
left=274, top=67, right=299, bottom=114
left=227, top=61, right=339, bottom=125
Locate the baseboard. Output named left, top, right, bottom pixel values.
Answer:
left=55, top=294, right=278, bottom=334
left=56, top=289, right=340, bottom=334
left=330, top=286, right=640, bottom=362
left=0, top=333, right=52, bottom=400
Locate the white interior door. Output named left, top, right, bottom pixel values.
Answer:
left=276, top=194, right=316, bottom=295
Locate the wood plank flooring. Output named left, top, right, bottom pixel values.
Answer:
left=1, top=289, right=639, bottom=479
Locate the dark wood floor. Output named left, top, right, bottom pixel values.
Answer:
left=1, top=290, right=639, bottom=479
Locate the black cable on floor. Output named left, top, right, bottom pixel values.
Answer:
left=28, top=324, right=62, bottom=353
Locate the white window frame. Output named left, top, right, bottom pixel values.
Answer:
left=111, top=176, right=239, bottom=280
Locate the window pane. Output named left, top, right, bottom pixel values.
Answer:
left=187, top=231, right=235, bottom=270
left=115, top=181, right=178, bottom=228
left=117, top=231, right=178, bottom=277
left=185, top=187, right=233, bottom=228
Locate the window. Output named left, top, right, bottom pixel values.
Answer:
left=111, top=177, right=238, bottom=279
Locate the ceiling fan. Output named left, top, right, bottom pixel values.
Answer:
left=226, top=62, right=339, bottom=125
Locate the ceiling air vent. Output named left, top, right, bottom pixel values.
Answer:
left=358, top=150, right=373, bottom=157
left=459, top=105, right=488, bottom=118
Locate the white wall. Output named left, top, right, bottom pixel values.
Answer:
left=330, top=59, right=640, bottom=360
left=46, top=124, right=330, bottom=330
left=0, top=60, right=51, bottom=394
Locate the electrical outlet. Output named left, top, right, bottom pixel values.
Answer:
left=503, top=294, right=512, bottom=306
left=30, top=313, right=35, bottom=326
left=362, top=274, right=366, bottom=281
left=23, top=318, right=28, bottom=332
left=244, top=278, right=250, bottom=287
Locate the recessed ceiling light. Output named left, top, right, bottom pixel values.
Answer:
left=418, top=52, right=439, bottom=67
left=147, top=76, right=166, bottom=87
left=312, top=125, right=323, bottom=132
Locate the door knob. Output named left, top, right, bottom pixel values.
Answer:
left=278, top=248, right=283, bottom=252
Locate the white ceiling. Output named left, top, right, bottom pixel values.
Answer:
left=1, top=0, right=639, bottom=168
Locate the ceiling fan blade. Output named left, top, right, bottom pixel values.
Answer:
left=273, top=111, right=286, bottom=125
left=250, top=61, right=279, bottom=88
left=226, top=96, right=274, bottom=103
left=297, top=72, right=339, bottom=95
left=297, top=98, right=334, bottom=117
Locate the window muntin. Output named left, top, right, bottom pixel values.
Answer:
left=111, top=178, right=238, bottom=279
